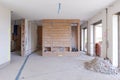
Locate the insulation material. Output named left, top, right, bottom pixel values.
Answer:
left=84, top=57, right=119, bottom=74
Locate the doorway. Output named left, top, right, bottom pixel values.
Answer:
left=81, top=28, right=87, bottom=52
left=11, top=24, right=21, bottom=55
left=94, top=22, right=102, bottom=56
left=71, top=24, right=78, bottom=52
left=11, top=19, right=25, bottom=56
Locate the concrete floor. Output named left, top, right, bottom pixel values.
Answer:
left=0, top=51, right=120, bottom=80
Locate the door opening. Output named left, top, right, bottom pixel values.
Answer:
left=71, top=25, right=78, bottom=52
left=94, top=22, right=102, bottom=57
left=81, top=28, right=87, bottom=52
left=11, top=19, right=25, bottom=56
left=11, top=21, right=21, bottom=56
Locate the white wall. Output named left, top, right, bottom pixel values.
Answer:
left=88, top=10, right=107, bottom=58
left=0, top=5, right=11, bottom=66
left=88, top=0, right=120, bottom=67
left=112, top=15, right=118, bottom=67
left=119, top=15, right=120, bottom=67
left=24, top=19, right=30, bottom=55
left=107, top=0, right=120, bottom=67
left=30, top=21, right=37, bottom=52
left=25, top=21, right=37, bottom=55
left=88, top=24, right=94, bottom=56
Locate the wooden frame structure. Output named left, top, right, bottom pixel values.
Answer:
left=42, top=19, right=81, bottom=56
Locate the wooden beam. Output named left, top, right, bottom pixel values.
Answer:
left=78, top=23, right=81, bottom=51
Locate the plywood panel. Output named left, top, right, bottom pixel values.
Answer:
left=42, top=19, right=80, bottom=56
left=42, top=19, right=80, bottom=23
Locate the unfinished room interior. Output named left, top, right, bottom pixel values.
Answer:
left=1, top=0, right=120, bottom=80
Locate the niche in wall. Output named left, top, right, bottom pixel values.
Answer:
left=71, top=24, right=78, bottom=52
left=42, top=19, right=81, bottom=56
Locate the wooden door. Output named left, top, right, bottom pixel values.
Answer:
left=37, top=26, right=42, bottom=50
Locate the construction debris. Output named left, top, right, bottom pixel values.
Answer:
left=84, top=57, right=119, bottom=74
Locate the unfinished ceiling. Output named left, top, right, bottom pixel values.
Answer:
left=0, top=0, right=116, bottom=20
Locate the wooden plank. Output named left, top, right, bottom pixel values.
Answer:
left=78, top=23, right=80, bottom=51
left=21, top=19, right=25, bottom=56
left=42, top=19, right=80, bottom=23
left=42, top=19, right=80, bottom=56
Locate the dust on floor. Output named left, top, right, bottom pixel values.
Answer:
left=0, top=52, right=120, bottom=80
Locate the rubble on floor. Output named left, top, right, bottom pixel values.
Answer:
left=84, top=57, right=119, bottom=74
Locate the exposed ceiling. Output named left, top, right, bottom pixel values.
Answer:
left=0, top=0, right=116, bottom=21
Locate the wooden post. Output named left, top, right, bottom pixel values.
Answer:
left=78, top=23, right=80, bottom=51
left=21, top=19, right=25, bottom=56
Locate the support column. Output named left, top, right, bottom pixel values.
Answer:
left=78, top=23, right=80, bottom=51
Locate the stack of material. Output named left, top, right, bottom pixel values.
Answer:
left=84, top=57, right=119, bottom=74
